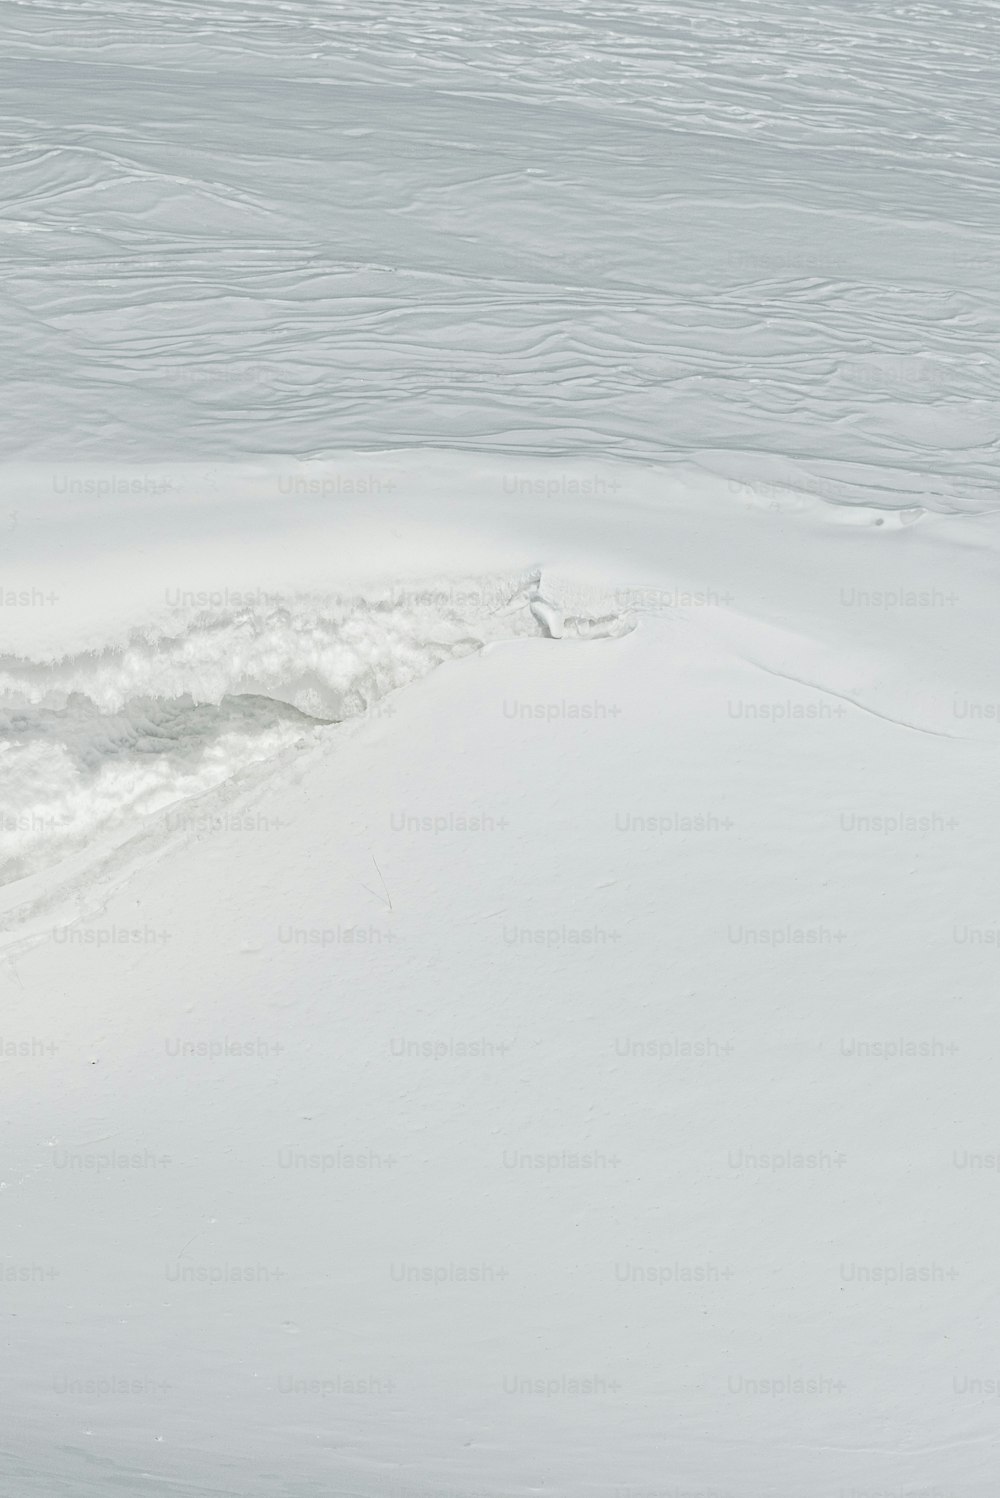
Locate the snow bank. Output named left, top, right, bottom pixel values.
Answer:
left=3, top=456, right=1000, bottom=1498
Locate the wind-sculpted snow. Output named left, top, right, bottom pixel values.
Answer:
left=2, top=0, right=998, bottom=511
left=4, top=3, right=1000, bottom=1496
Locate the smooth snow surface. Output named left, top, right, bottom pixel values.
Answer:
left=2, top=2, right=999, bottom=1496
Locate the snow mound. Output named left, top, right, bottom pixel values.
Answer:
left=0, top=574, right=633, bottom=886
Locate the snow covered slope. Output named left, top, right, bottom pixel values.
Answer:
left=3, top=0, right=998, bottom=508
left=2, top=2, right=999, bottom=1496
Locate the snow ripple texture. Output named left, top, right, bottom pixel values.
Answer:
left=1, top=0, right=997, bottom=511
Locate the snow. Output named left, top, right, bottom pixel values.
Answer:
left=2, top=1, right=999, bottom=1495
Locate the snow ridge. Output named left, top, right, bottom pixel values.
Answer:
left=0, top=573, right=632, bottom=887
